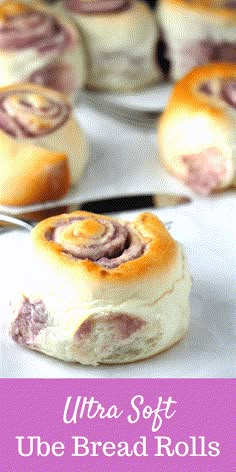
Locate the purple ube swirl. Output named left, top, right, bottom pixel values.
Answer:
left=49, top=216, right=146, bottom=268
left=223, top=0, right=236, bottom=8
left=199, top=78, right=236, bottom=109
left=0, top=88, right=71, bottom=138
left=221, top=80, right=236, bottom=108
left=0, top=6, right=72, bottom=53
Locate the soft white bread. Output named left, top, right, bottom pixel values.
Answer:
left=157, top=0, right=236, bottom=81
left=158, top=62, right=236, bottom=195
left=0, top=83, right=88, bottom=206
left=61, top=0, right=161, bottom=92
left=9, top=211, right=192, bottom=365
left=0, top=1, right=87, bottom=97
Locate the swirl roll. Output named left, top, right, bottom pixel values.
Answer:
left=158, top=63, right=236, bottom=195
left=0, top=83, right=88, bottom=205
left=61, top=0, right=161, bottom=92
left=0, top=1, right=86, bottom=96
left=157, top=0, right=236, bottom=81
left=9, top=210, right=192, bottom=365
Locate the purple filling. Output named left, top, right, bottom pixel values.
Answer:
left=161, top=37, right=236, bottom=79
left=10, top=298, right=48, bottom=347
left=188, top=40, right=236, bottom=65
left=199, top=78, right=236, bottom=109
left=198, top=81, right=214, bottom=96
left=210, top=42, right=236, bottom=63
left=66, top=0, right=132, bottom=15
left=0, top=92, right=70, bottom=138
left=221, top=80, right=236, bottom=108
left=48, top=216, right=146, bottom=269
left=0, top=10, right=72, bottom=53
left=75, top=313, right=146, bottom=342
left=225, top=1, right=236, bottom=8
left=109, top=313, right=146, bottom=340
left=182, top=147, right=227, bottom=195
left=75, top=319, right=94, bottom=340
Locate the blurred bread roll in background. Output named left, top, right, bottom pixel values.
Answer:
left=157, top=0, right=236, bottom=81
left=59, top=0, right=162, bottom=92
left=0, top=1, right=87, bottom=98
left=158, top=62, right=236, bottom=195
left=0, top=83, right=88, bottom=206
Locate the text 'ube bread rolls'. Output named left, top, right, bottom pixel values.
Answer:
left=61, top=0, right=162, bottom=92
left=158, top=62, right=236, bottom=195
left=0, top=83, right=88, bottom=206
left=0, top=1, right=86, bottom=97
left=157, top=0, right=236, bottom=81
left=9, top=211, right=192, bottom=365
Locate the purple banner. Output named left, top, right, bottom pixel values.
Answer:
left=0, top=379, right=235, bottom=471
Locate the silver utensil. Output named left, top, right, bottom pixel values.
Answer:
left=0, top=214, right=34, bottom=232
left=0, top=193, right=191, bottom=232
left=80, top=92, right=161, bottom=128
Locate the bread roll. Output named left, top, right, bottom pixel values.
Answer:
left=61, top=0, right=161, bottom=92
left=158, top=62, right=236, bottom=195
left=0, top=1, right=86, bottom=97
left=157, top=0, right=236, bottom=81
left=9, top=210, right=192, bottom=365
left=0, top=83, right=88, bottom=206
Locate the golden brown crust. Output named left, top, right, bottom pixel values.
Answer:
left=0, top=83, right=72, bottom=206
left=0, top=130, right=70, bottom=206
left=31, top=210, right=178, bottom=281
left=0, top=1, right=30, bottom=20
left=163, top=62, right=236, bottom=120
left=158, top=62, right=236, bottom=191
left=160, top=0, right=236, bottom=21
left=159, top=62, right=236, bottom=143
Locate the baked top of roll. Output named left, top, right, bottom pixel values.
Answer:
left=0, top=1, right=74, bottom=52
left=164, top=62, right=236, bottom=119
left=160, top=0, right=236, bottom=19
left=31, top=210, right=178, bottom=281
left=0, top=82, right=71, bottom=139
left=158, top=62, right=236, bottom=194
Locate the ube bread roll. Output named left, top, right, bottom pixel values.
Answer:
left=9, top=211, right=192, bottom=365
left=61, top=0, right=161, bottom=92
left=0, top=83, right=88, bottom=206
left=0, top=1, right=86, bottom=97
left=157, top=0, right=236, bottom=81
left=158, top=63, right=236, bottom=195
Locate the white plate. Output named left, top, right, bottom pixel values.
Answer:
left=82, top=82, right=173, bottom=112
left=0, top=196, right=235, bottom=378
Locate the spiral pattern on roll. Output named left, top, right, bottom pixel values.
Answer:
left=0, top=2, right=71, bottom=52
left=0, top=85, right=71, bottom=138
left=49, top=215, right=145, bottom=268
left=199, top=78, right=236, bottom=109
